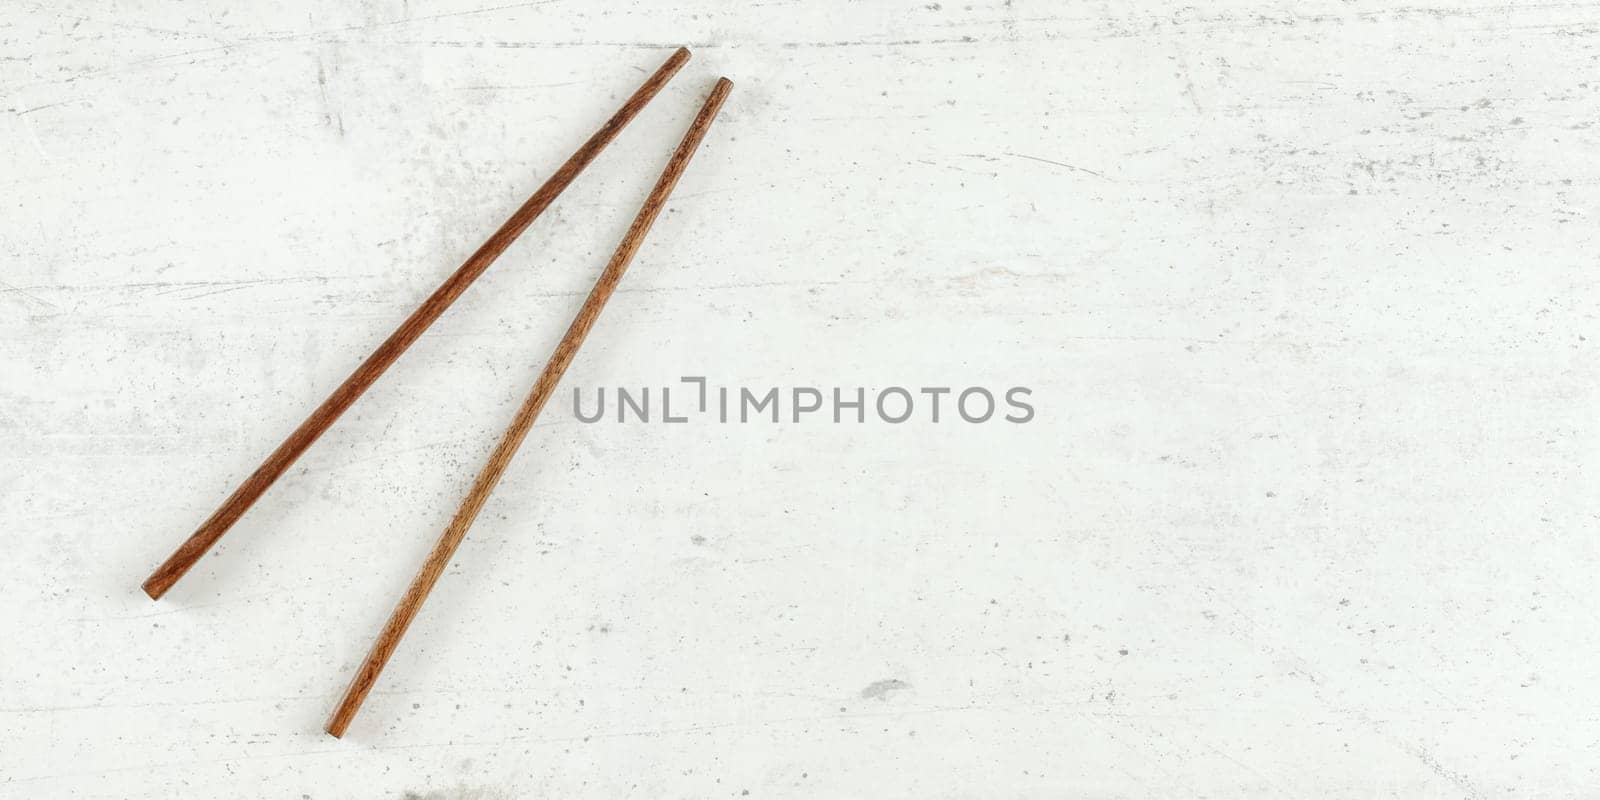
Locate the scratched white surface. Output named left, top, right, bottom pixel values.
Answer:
left=3, top=1, right=1599, bottom=797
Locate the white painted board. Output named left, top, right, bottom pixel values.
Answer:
left=3, top=2, right=1596, bottom=797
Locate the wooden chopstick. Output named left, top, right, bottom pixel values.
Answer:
left=140, top=47, right=692, bottom=601
left=324, top=78, right=733, bottom=739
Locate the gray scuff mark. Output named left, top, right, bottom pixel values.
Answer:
left=1397, top=740, right=1483, bottom=799
left=0, top=280, right=59, bottom=309
left=315, top=52, right=344, bottom=138
left=1004, top=151, right=1109, bottom=181
left=860, top=679, right=910, bottom=700
left=1173, top=46, right=1204, bottom=114
left=401, top=785, right=515, bottom=800
left=7, top=89, right=59, bottom=163
left=16, top=100, right=70, bottom=115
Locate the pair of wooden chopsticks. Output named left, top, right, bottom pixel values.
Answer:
left=140, top=47, right=731, bottom=738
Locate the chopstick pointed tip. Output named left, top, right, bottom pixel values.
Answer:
left=140, top=573, right=169, bottom=601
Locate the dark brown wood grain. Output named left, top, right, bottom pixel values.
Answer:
left=324, top=78, right=733, bottom=739
left=140, top=47, right=692, bottom=601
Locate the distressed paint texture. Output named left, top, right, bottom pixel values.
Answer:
left=2, top=1, right=1598, bottom=797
